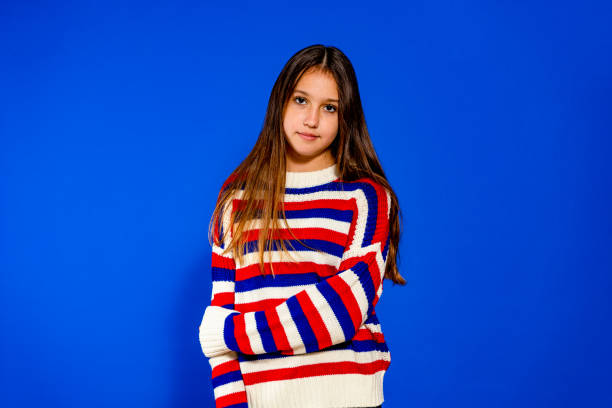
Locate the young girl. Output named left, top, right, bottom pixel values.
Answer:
left=199, top=44, right=405, bottom=408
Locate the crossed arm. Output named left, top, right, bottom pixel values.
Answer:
left=199, top=184, right=391, bottom=358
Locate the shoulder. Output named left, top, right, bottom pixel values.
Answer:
left=340, top=178, right=391, bottom=251
left=339, top=177, right=391, bottom=210
left=217, top=172, right=248, bottom=205
left=219, top=172, right=240, bottom=196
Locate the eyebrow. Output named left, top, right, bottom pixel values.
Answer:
left=294, top=89, right=339, bottom=103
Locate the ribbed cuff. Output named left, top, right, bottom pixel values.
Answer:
left=199, top=306, right=239, bottom=357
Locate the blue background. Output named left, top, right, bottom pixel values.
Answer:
left=1, top=1, right=610, bottom=407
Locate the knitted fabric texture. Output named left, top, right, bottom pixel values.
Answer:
left=199, top=163, right=391, bottom=408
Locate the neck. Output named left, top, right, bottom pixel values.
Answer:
left=285, top=162, right=340, bottom=188
left=285, top=150, right=335, bottom=172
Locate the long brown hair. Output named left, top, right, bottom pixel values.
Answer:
left=209, top=44, right=406, bottom=285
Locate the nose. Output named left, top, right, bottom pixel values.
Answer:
left=303, top=106, right=319, bottom=128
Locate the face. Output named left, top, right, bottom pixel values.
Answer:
left=282, top=68, right=339, bottom=171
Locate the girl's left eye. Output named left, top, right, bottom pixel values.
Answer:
left=324, top=105, right=337, bottom=113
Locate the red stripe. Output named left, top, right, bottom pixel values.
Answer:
left=344, top=198, right=358, bottom=248
left=338, top=250, right=382, bottom=314
left=283, top=198, right=353, bottom=212
left=236, top=261, right=336, bottom=281
left=236, top=298, right=286, bottom=313
left=233, top=314, right=254, bottom=355
left=244, top=228, right=348, bottom=246
left=242, top=360, right=390, bottom=385
left=367, top=252, right=382, bottom=297
left=212, top=252, right=235, bottom=269
left=338, top=251, right=376, bottom=276
left=211, top=292, right=233, bottom=307
left=366, top=180, right=389, bottom=246
left=233, top=199, right=264, bottom=211
left=353, top=329, right=385, bottom=343
left=211, top=359, right=240, bottom=378
left=327, top=275, right=363, bottom=330
left=216, top=391, right=248, bottom=408
left=234, top=198, right=352, bottom=212
left=264, top=307, right=292, bottom=354
left=295, top=290, right=332, bottom=350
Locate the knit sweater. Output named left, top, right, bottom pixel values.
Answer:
left=199, top=163, right=392, bottom=408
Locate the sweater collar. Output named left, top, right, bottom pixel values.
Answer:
left=285, top=163, right=340, bottom=188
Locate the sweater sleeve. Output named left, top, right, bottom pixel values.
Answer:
left=198, top=198, right=249, bottom=408
left=199, top=181, right=391, bottom=357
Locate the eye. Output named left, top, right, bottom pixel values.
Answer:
left=294, top=96, right=307, bottom=104
left=324, top=104, right=337, bottom=113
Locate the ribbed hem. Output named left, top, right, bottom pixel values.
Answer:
left=285, top=163, right=340, bottom=188
left=199, top=306, right=238, bottom=357
left=245, top=370, right=386, bottom=408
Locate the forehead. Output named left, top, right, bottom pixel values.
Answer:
left=293, top=69, right=338, bottom=99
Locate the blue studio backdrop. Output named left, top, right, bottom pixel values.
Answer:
left=1, top=1, right=610, bottom=407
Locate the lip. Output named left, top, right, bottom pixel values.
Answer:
left=297, top=132, right=318, bottom=140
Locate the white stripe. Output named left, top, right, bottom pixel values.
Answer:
left=236, top=249, right=340, bottom=268
left=232, top=188, right=350, bottom=202
left=212, top=245, right=233, bottom=257
left=338, top=269, right=368, bottom=323
left=283, top=189, right=356, bottom=202
left=243, top=312, right=266, bottom=354
left=275, top=302, right=305, bottom=354
left=364, top=322, right=382, bottom=334
left=211, top=281, right=234, bottom=295
left=236, top=284, right=311, bottom=305
left=245, top=371, right=386, bottom=408
left=376, top=284, right=383, bottom=300
left=305, top=285, right=345, bottom=344
left=375, top=249, right=386, bottom=279
left=213, top=379, right=246, bottom=399
left=347, top=188, right=369, bottom=253
left=238, top=217, right=351, bottom=235
left=240, top=347, right=389, bottom=373
left=207, top=351, right=239, bottom=369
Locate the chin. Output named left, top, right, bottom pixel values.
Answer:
left=293, top=151, right=320, bottom=161
left=287, top=143, right=316, bottom=157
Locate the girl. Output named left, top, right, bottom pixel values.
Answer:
left=199, top=44, right=405, bottom=408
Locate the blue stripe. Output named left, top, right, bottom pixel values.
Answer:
left=285, top=181, right=380, bottom=246
left=216, top=208, right=228, bottom=249
left=353, top=261, right=376, bottom=315
left=242, top=239, right=344, bottom=257
left=286, top=296, right=319, bottom=353
left=212, top=267, right=235, bottom=282
left=284, top=208, right=353, bottom=223
left=223, top=312, right=240, bottom=352
left=236, top=272, right=321, bottom=292
left=365, top=313, right=380, bottom=325
left=226, top=403, right=249, bottom=408
left=284, top=182, right=345, bottom=195
left=212, top=370, right=242, bottom=388
left=358, top=183, right=379, bottom=246
left=347, top=339, right=389, bottom=353
left=248, top=207, right=352, bottom=223
left=299, top=239, right=344, bottom=257
left=317, top=280, right=355, bottom=341
left=255, top=310, right=277, bottom=353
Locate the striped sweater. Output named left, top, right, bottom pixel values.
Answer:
left=199, top=163, right=392, bottom=408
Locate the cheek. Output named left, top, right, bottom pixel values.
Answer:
left=283, top=108, right=299, bottom=130
left=326, top=119, right=339, bottom=138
